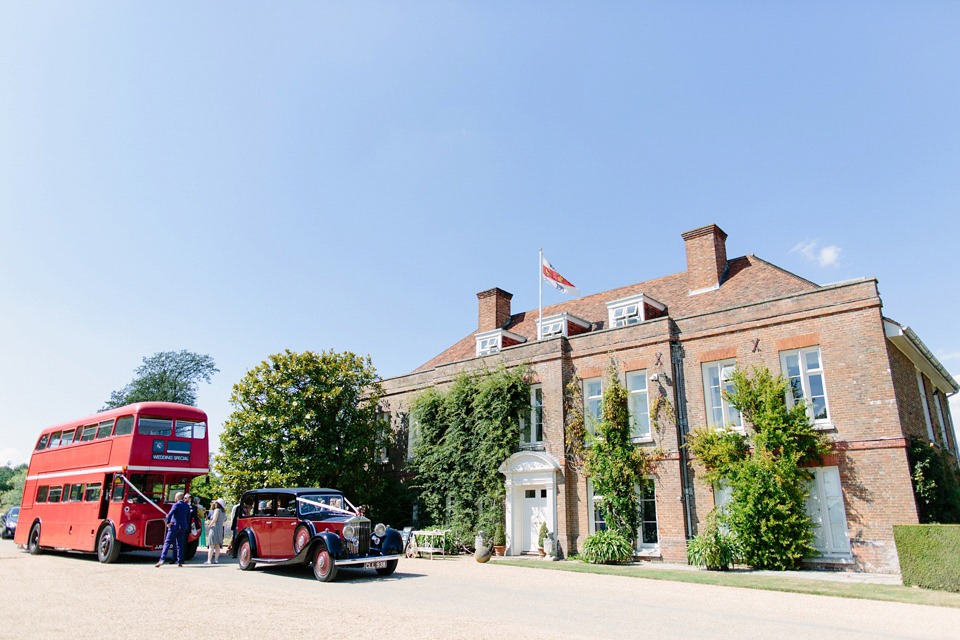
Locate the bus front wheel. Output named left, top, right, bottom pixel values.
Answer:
left=184, top=538, right=199, bottom=561
left=97, top=525, right=121, bottom=563
left=27, top=523, right=43, bottom=555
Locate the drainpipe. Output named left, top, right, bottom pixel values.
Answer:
left=671, top=342, right=694, bottom=539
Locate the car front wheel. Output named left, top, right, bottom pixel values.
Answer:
left=238, top=539, right=255, bottom=571
left=313, top=545, right=338, bottom=582
left=376, top=559, right=398, bottom=576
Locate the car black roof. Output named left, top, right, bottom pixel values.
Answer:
left=243, top=488, right=342, bottom=496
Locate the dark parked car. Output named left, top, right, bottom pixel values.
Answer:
left=1, top=507, right=19, bottom=539
left=231, top=488, right=403, bottom=582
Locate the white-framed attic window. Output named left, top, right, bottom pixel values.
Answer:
left=475, top=328, right=527, bottom=356
left=536, top=312, right=591, bottom=340
left=605, top=294, right=666, bottom=329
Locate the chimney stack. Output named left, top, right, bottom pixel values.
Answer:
left=682, top=224, right=728, bottom=294
left=477, top=288, right=513, bottom=331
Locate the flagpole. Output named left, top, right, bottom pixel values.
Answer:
left=538, top=248, right=543, bottom=341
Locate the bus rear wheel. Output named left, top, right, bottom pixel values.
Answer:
left=97, top=525, right=121, bottom=563
left=27, top=523, right=43, bottom=555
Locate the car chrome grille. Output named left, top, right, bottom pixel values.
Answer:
left=145, top=519, right=166, bottom=546
left=344, top=517, right=370, bottom=555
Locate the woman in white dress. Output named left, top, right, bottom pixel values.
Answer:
left=204, top=499, right=227, bottom=564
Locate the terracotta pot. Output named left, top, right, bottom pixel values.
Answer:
left=493, top=545, right=506, bottom=556
left=538, top=547, right=545, bottom=557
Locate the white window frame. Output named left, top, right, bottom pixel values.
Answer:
left=475, top=328, right=526, bottom=356
left=587, top=480, right=606, bottom=535
left=520, top=385, right=544, bottom=446
left=805, top=466, right=851, bottom=557
left=605, top=294, right=666, bottom=329
left=701, top=359, right=742, bottom=431
left=635, top=477, right=659, bottom=555
left=536, top=312, right=591, bottom=340
left=406, top=414, right=419, bottom=461
left=780, top=346, right=832, bottom=428
left=376, top=411, right=390, bottom=464
left=934, top=392, right=951, bottom=451
left=583, top=377, right=603, bottom=435
left=916, top=370, right=936, bottom=443
left=626, top=370, right=652, bottom=442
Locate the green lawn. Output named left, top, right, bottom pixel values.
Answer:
left=492, top=557, right=960, bottom=608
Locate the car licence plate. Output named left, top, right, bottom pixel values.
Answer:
left=363, top=560, right=387, bottom=569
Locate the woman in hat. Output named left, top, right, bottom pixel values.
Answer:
left=204, top=499, right=227, bottom=564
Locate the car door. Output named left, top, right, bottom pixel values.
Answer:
left=271, top=493, right=298, bottom=558
left=251, top=494, right=275, bottom=557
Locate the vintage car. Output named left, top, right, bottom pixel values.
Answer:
left=230, top=487, right=403, bottom=582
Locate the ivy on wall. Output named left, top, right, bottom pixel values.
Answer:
left=907, top=437, right=960, bottom=524
left=686, top=365, right=831, bottom=570
left=410, top=366, right=530, bottom=543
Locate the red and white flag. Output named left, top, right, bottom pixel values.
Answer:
left=541, top=255, right=579, bottom=297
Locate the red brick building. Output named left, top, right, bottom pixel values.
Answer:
left=379, top=224, right=957, bottom=573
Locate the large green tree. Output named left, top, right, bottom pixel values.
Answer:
left=0, top=464, right=27, bottom=508
left=104, top=350, right=218, bottom=409
left=215, top=349, right=384, bottom=509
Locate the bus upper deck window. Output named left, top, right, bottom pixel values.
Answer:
left=175, top=420, right=207, bottom=439
left=96, top=420, right=114, bottom=439
left=138, top=418, right=172, bottom=436
left=113, top=416, right=134, bottom=436
left=36, top=435, right=49, bottom=451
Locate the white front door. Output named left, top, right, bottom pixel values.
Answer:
left=521, top=487, right=547, bottom=552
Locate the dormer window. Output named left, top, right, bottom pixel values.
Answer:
left=536, top=312, right=591, bottom=340
left=475, top=329, right=527, bottom=356
left=606, top=294, right=666, bottom=329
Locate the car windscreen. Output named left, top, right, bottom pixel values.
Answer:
left=297, top=494, right=346, bottom=519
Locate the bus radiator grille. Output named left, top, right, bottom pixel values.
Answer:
left=145, top=519, right=166, bottom=547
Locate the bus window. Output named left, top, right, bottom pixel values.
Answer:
left=166, top=482, right=186, bottom=502
left=96, top=420, right=114, bottom=439
left=113, top=416, right=134, bottom=436
left=69, top=484, right=83, bottom=502
left=49, top=431, right=63, bottom=449
left=175, top=420, right=206, bottom=439
left=61, top=430, right=75, bottom=446
left=84, top=484, right=101, bottom=502
left=36, top=435, right=49, bottom=451
left=138, top=417, right=172, bottom=436
left=48, top=486, right=62, bottom=503
left=36, top=486, right=49, bottom=503
left=129, top=474, right=164, bottom=503
left=111, top=478, right=125, bottom=502
left=81, top=424, right=98, bottom=441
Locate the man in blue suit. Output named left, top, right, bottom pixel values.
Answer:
left=156, top=492, right=190, bottom=567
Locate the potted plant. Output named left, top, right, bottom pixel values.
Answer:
left=537, top=522, right=548, bottom=557
left=493, top=521, right=506, bottom=556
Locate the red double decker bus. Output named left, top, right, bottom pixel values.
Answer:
left=14, top=402, right=209, bottom=563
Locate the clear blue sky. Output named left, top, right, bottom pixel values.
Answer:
left=2, top=2, right=958, bottom=466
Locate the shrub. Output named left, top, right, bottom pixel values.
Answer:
left=906, top=438, right=960, bottom=524
left=894, top=524, right=960, bottom=592
left=493, top=521, right=506, bottom=547
left=538, top=522, right=548, bottom=548
left=686, top=512, right=742, bottom=571
left=580, top=529, right=633, bottom=564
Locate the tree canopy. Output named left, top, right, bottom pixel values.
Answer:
left=103, top=350, right=218, bottom=409
left=0, top=464, right=27, bottom=508
left=215, top=349, right=385, bottom=508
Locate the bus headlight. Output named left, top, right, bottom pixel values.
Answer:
left=374, top=523, right=387, bottom=537
left=124, top=523, right=137, bottom=535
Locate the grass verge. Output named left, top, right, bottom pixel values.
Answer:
left=492, top=557, right=960, bottom=608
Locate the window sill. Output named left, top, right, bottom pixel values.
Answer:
left=812, top=422, right=836, bottom=432
left=520, top=443, right=546, bottom=451
left=634, top=547, right=661, bottom=558
left=630, top=437, right=655, bottom=445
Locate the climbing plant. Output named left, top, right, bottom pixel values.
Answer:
left=686, top=365, right=832, bottom=570
left=906, top=437, right=960, bottom=524
left=410, top=366, right=530, bottom=544
left=568, top=362, right=659, bottom=545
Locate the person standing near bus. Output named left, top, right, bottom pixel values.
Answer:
left=204, top=499, right=226, bottom=564
left=156, top=492, right=190, bottom=567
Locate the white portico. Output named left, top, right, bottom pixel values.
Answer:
left=498, top=450, right=562, bottom=556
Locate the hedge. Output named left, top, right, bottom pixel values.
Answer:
left=893, top=524, right=960, bottom=592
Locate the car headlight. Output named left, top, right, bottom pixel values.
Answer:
left=374, top=523, right=387, bottom=537
left=342, top=524, right=356, bottom=539
left=124, top=523, right=137, bottom=535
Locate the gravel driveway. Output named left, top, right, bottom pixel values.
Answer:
left=0, top=540, right=955, bottom=640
